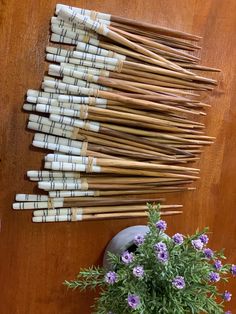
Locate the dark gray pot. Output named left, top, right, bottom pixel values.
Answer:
left=103, top=225, right=149, bottom=270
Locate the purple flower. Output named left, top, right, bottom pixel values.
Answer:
left=225, top=311, right=232, bottom=314
left=209, top=271, right=220, bottom=282
left=223, top=291, right=232, bottom=302
left=155, top=220, right=167, bottom=231
left=203, top=248, right=214, bottom=259
left=133, top=266, right=144, bottom=278
left=172, top=276, right=186, bottom=289
left=154, top=242, right=167, bottom=252
left=172, top=233, right=184, bottom=245
left=191, top=239, right=204, bottom=251
left=121, top=251, right=134, bottom=264
left=157, top=250, right=169, bottom=263
left=105, top=271, right=117, bottom=285
left=199, top=234, right=209, bottom=245
left=127, top=294, right=140, bottom=309
left=214, top=260, right=222, bottom=270
left=134, top=234, right=145, bottom=246
left=231, top=264, right=236, bottom=276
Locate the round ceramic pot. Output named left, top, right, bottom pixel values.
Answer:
left=103, top=225, right=149, bottom=270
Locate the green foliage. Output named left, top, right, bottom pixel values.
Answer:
left=65, top=204, right=233, bottom=313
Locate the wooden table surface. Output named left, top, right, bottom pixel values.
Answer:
left=1, top=0, right=236, bottom=313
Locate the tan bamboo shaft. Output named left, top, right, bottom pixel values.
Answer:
left=100, top=77, right=159, bottom=95
left=108, top=105, right=204, bottom=128
left=97, top=127, right=193, bottom=156
left=90, top=114, right=203, bottom=134
left=155, top=39, right=198, bottom=52
left=109, top=22, right=201, bottom=50
left=82, top=210, right=183, bottom=220
left=88, top=144, right=171, bottom=161
left=98, top=76, right=205, bottom=102
left=110, top=26, right=200, bottom=62
left=123, top=60, right=216, bottom=84
left=99, top=41, right=193, bottom=68
left=177, top=63, right=221, bottom=72
left=88, top=137, right=181, bottom=158
left=110, top=71, right=212, bottom=91
left=97, top=89, right=200, bottom=115
left=78, top=127, right=179, bottom=157
left=146, top=136, right=213, bottom=145
left=98, top=41, right=188, bottom=69
left=133, top=35, right=198, bottom=58
left=87, top=101, right=201, bottom=129
left=105, top=32, right=199, bottom=56
left=63, top=197, right=165, bottom=207
left=173, top=157, right=200, bottom=162
left=172, top=144, right=204, bottom=148
left=117, top=79, right=209, bottom=104
left=86, top=149, right=122, bottom=159
left=94, top=81, right=199, bottom=114
left=123, top=60, right=196, bottom=81
left=99, top=166, right=199, bottom=179
left=139, top=44, right=198, bottom=63
left=140, top=43, right=199, bottom=61
left=97, top=188, right=189, bottom=196
left=120, top=67, right=201, bottom=93
left=100, top=123, right=206, bottom=141
left=110, top=14, right=201, bottom=41
left=161, top=133, right=215, bottom=140
left=94, top=157, right=199, bottom=173
left=83, top=203, right=182, bottom=212
left=108, top=95, right=207, bottom=111
left=108, top=93, right=194, bottom=103
left=77, top=131, right=174, bottom=158
left=155, top=33, right=201, bottom=49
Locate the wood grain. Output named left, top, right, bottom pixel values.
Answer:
left=0, top=0, right=236, bottom=313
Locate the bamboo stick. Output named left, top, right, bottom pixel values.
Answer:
left=32, top=210, right=183, bottom=222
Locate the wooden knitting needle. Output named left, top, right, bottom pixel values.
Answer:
left=32, top=210, right=183, bottom=222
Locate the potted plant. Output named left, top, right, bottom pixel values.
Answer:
left=65, top=204, right=235, bottom=313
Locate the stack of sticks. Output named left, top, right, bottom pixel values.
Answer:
left=13, top=4, right=219, bottom=223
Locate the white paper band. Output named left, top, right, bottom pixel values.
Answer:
left=13, top=200, right=64, bottom=210
left=29, top=114, right=73, bottom=131
left=49, top=161, right=101, bottom=173
left=58, top=93, right=107, bottom=105
left=58, top=8, right=110, bottom=37
left=27, top=170, right=81, bottom=179
left=76, top=42, right=126, bottom=60
left=34, top=133, right=82, bottom=148
left=15, top=194, right=49, bottom=202
left=45, top=154, right=91, bottom=164
left=49, top=114, right=100, bottom=132
left=33, top=140, right=82, bottom=156
left=38, top=181, right=82, bottom=191
left=56, top=4, right=111, bottom=22
left=49, top=190, right=95, bottom=197
left=47, top=46, right=119, bottom=66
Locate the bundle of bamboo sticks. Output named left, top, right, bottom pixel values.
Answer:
left=13, top=4, right=219, bottom=223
